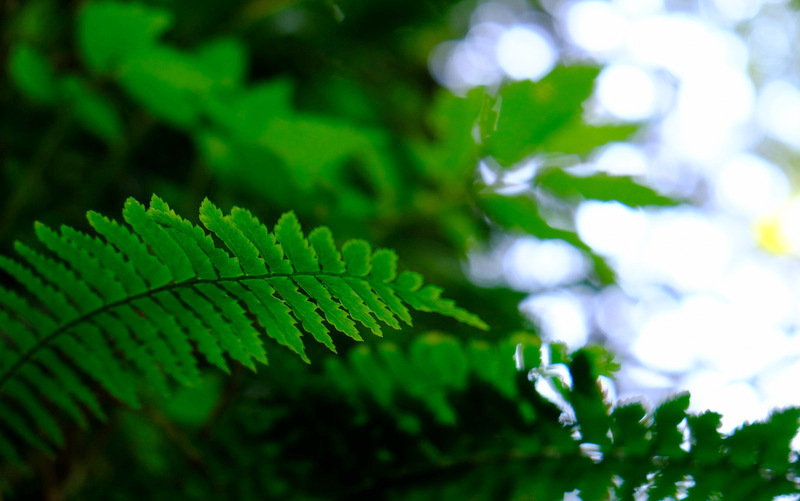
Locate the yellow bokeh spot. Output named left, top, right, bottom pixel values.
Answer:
left=754, top=215, right=792, bottom=255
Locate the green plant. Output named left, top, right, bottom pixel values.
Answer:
left=0, top=195, right=485, bottom=460
left=3, top=0, right=800, bottom=499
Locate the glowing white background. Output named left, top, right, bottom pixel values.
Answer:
left=431, top=0, right=800, bottom=435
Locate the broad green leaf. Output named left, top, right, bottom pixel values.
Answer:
left=540, top=121, right=638, bottom=156
left=8, top=44, right=57, bottom=104
left=534, top=167, right=677, bottom=207
left=193, top=38, right=247, bottom=89
left=78, top=1, right=172, bottom=73
left=259, top=116, right=377, bottom=190
left=485, top=65, right=600, bottom=166
left=118, top=47, right=214, bottom=127
left=206, top=79, right=294, bottom=135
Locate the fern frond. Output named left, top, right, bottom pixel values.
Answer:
left=323, top=331, right=543, bottom=428
left=215, top=336, right=798, bottom=501
left=0, top=195, right=486, bottom=460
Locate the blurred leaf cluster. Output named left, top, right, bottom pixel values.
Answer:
left=1, top=0, right=796, bottom=499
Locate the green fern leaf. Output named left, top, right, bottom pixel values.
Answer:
left=198, top=199, right=266, bottom=276
left=308, top=227, right=346, bottom=274
left=323, top=332, right=541, bottom=426
left=0, top=195, right=485, bottom=459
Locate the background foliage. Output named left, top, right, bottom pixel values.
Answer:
left=2, top=0, right=799, bottom=499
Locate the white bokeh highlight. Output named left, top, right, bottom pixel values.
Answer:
left=596, top=65, right=659, bottom=121
left=757, top=80, right=800, bottom=150
left=564, top=1, right=627, bottom=54
left=714, top=154, right=789, bottom=216
left=496, top=26, right=557, bottom=81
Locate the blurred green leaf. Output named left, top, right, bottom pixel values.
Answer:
left=478, top=193, right=615, bottom=283
left=159, top=374, right=224, bottom=428
left=326, top=332, right=544, bottom=427
left=410, top=87, right=482, bottom=184
left=198, top=77, right=400, bottom=205
left=193, top=38, right=248, bottom=89
left=506, top=331, right=543, bottom=373
left=611, top=402, right=649, bottom=456
left=485, top=65, right=600, bottom=166
left=687, top=411, right=723, bottom=464
left=534, top=167, right=678, bottom=207
left=60, top=75, right=124, bottom=143
left=118, top=46, right=214, bottom=126
left=410, top=333, right=468, bottom=390
left=467, top=340, right=518, bottom=398
left=479, top=193, right=571, bottom=241
left=580, top=345, right=621, bottom=378
left=541, top=121, right=638, bottom=156
left=78, top=0, right=172, bottom=73
left=349, top=346, right=395, bottom=408
left=533, top=167, right=679, bottom=207
left=726, top=407, right=800, bottom=473
left=648, top=467, right=687, bottom=500
left=652, top=392, right=690, bottom=458
left=570, top=350, right=612, bottom=449
left=8, top=44, right=57, bottom=104
left=195, top=129, right=234, bottom=169
left=205, top=79, right=294, bottom=137
left=7, top=0, right=792, bottom=498
left=261, top=117, right=371, bottom=177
